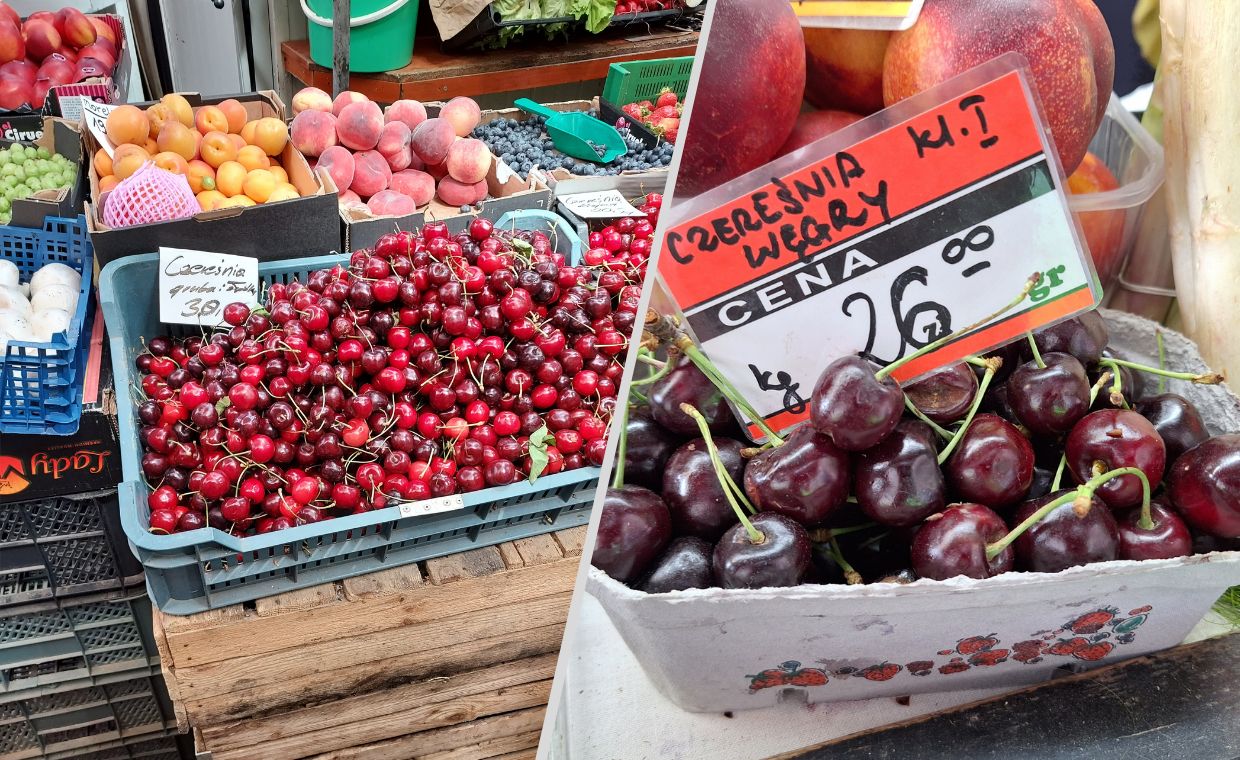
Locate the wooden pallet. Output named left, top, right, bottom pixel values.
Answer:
left=157, top=527, right=587, bottom=760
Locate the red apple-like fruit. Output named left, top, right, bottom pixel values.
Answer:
left=803, top=27, right=890, bottom=114
left=22, top=19, right=61, bottom=62
left=675, top=0, right=804, bottom=196
left=89, top=17, right=117, bottom=49
left=36, top=55, right=75, bottom=87
left=0, top=58, right=34, bottom=84
left=1066, top=150, right=1125, bottom=285
left=0, top=3, right=18, bottom=28
left=0, top=74, right=33, bottom=110
left=776, top=109, right=864, bottom=158
left=59, top=8, right=97, bottom=49
left=883, top=0, right=1114, bottom=174
left=75, top=43, right=114, bottom=74
left=73, top=57, right=107, bottom=82
left=0, top=18, right=22, bottom=65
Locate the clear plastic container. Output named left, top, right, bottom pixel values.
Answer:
left=1066, top=94, right=1165, bottom=293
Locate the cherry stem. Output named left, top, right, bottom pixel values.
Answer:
left=1050, top=454, right=1067, bottom=492
left=1088, top=370, right=1112, bottom=407
left=678, top=340, right=784, bottom=445
left=827, top=534, right=862, bottom=585
left=809, top=522, right=878, bottom=542
left=985, top=465, right=1151, bottom=559
left=1026, top=332, right=1046, bottom=368
left=875, top=272, right=1039, bottom=382
left=629, top=350, right=672, bottom=387
left=681, top=403, right=763, bottom=542
left=936, top=358, right=999, bottom=465
left=1108, top=370, right=1129, bottom=409
left=903, top=394, right=954, bottom=441
left=636, top=352, right=666, bottom=369
left=611, top=401, right=628, bottom=489
left=1101, top=357, right=1223, bottom=385
left=1156, top=330, right=1167, bottom=394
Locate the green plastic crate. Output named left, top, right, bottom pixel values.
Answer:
left=602, top=56, right=694, bottom=106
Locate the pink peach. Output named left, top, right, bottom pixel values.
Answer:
left=385, top=99, right=427, bottom=131
left=366, top=189, right=417, bottom=217
left=411, top=118, right=454, bottom=165
left=439, top=96, right=481, bottom=137
left=316, top=146, right=355, bottom=195
left=350, top=149, right=391, bottom=198
left=388, top=170, right=435, bottom=206
left=331, top=90, right=367, bottom=117
left=292, top=86, right=333, bottom=115
left=290, top=109, right=337, bottom=158
left=445, top=138, right=491, bottom=184
left=337, top=100, right=383, bottom=151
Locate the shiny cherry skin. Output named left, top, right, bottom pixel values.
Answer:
left=1007, top=352, right=1091, bottom=436
left=945, top=413, right=1035, bottom=508
left=1065, top=410, right=1165, bottom=510
left=640, top=536, right=716, bottom=593
left=1029, top=311, right=1109, bottom=365
left=1093, top=348, right=1144, bottom=407
left=1135, top=393, right=1210, bottom=465
left=911, top=503, right=1014, bottom=581
left=810, top=355, right=903, bottom=451
left=591, top=486, right=672, bottom=583
left=662, top=437, right=747, bottom=540
left=712, top=512, right=811, bottom=589
left=1168, top=434, right=1240, bottom=537
left=1117, top=499, right=1193, bottom=561
left=743, top=424, right=850, bottom=527
left=853, top=423, right=944, bottom=527
left=648, top=357, right=737, bottom=436
left=902, top=362, right=977, bottom=423
left=1012, top=491, right=1119, bottom=573
left=623, top=406, right=685, bottom=491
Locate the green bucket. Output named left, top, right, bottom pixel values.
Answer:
left=302, top=0, right=416, bottom=73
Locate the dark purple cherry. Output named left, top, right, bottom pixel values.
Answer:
left=1029, top=311, right=1108, bottom=365
left=809, top=355, right=902, bottom=451
left=902, top=362, right=977, bottom=423
left=623, top=406, right=685, bottom=491
left=1012, top=491, right=1119, bottom=573
left=743, top=425, right=850, bottom=527
left=640, top=537, right=716, bottom=593
left=712, top=512, right=811, bottom=589
left=1093, top=348, right=1144, bottom=407
left=1118, top=498, right=1192, bottom=561
left=1168, top=434, right=1240, bottom=538
left=1007, top=352, right=1091, bottom=436
left=911, top=503, right=1014, bottom=580
left=662, top=437, right=747, bottom=540
left=1065, top=410, right=1165, bottom=510
left=591, top=486, right=672, bottom=583
left=648, top=358, right=738, bottom=437
left=1134, top=393, right=1210, bottom=465
left=853, top=424, right=944, bottom=526
left=945, top=413, right=1034, bottom=508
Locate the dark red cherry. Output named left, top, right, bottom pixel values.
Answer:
left=712, top=512, right=811, bottom=589
left=1007, top=352, right=1091, bottom=436
left=901, top=362, right=977, bottom=423
left=639, top=536, right=716, bottom=593
left=1168, top=434, right=1240, bottom=538
left=648, top=358, right=738, bottom=437
left=743, top=425, right=850, bottom=527
left=853, top=424, right=944, bottom=526
left=1012, top=491, right=1119, bottom=573
left=623, top=406, right=685, bottom=491
left=591, top=486, right=672, bottom=583
left=945, top=413, right=1034, bottom=508
left=1029, top=311, right=1108, bottom=365
left=1134, top=393, right=1210, bottom=465
left=911, top=503, right=1014, bottom=580
left=810, top=355, right=902, bottom=451
left=662, top=437, right=747, bottom=540
left=1117, top=499, right=1193, bottom=561
left=1065, top=410, right=1165, bottom=510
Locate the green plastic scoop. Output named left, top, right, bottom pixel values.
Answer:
left=514, top=98, right=627, bottom=164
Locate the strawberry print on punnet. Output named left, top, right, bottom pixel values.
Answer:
left=744, top=604, right=1154, bottom=694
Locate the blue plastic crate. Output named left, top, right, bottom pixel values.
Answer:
left=0, top=216, right=94, bottom=436
left=100, top=236, right=600, bottom=615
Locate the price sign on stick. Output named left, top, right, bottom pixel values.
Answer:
left=81, top=99, right=117, bottom=157
left=791, top=0, right=924, bottom=29
left=159, top=248, right=259, bottom=327
left=658, top=54, right=1099, bottom=439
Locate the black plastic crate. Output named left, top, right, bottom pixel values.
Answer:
left=0, top=673, right=176, bottom=760
left=1, top=491, right=143, bottom=610
left=0, top=593, right=158, bottom=696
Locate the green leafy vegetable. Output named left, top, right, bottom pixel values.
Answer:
left=571, top=0, right=617, bottom=33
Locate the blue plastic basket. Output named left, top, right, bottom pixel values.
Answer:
left=100, top=247, right=599, bottom=615
left=0, top=216, right=94, bottom=436
left=496, top=208, right=583, bottom=265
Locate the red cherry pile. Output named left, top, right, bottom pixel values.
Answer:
left=581, top=192, right=660, bottom=280
left=594, top=311, right=1240, bottom=592
left=134, top=218, right=642, bottom=536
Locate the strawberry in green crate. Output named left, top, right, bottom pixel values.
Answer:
left=620, top=88, right=683, bottom=143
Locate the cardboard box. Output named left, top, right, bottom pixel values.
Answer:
left=341, top=158, right=552, bottom=251
left=84, top=91, right=340, bottom=266
left=0, top=321, right=121, bottom=505
left=588, top=311, right=1240, bottom=713
left=0, top=117, right=85, bottom=229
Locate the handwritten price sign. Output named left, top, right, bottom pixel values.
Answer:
left=158, top=248, right=259, bottom=327
left=659, top=54, right=1099, bottom=438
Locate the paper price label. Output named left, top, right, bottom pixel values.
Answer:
left=158, top=248, right=259, bottom=327
left=559, top=189, right=646, bottom=219
left=792, top=0, right=924, bottom=29
left=659, top=54, right=1099, bottom=439
left=81, top=99, right=117, bottom=157
left=397, top=495, right=465, bottom=519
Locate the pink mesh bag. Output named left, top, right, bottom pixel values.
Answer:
left=102, top=162, right=200, bottom=228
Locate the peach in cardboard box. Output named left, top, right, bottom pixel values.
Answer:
left=588, top=311, right=1240, bottom=713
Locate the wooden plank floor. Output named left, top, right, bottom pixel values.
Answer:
left=162, top=527, right=586, bottom=760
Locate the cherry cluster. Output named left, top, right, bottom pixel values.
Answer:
left=134, top=217, right=645, bottom=536
left=594, top=311, right=1240, bottom=592
left=581, top=192, right=660, bottom=280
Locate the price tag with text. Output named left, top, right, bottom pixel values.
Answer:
left=81, top=99, right=117, bottom=157
left=659, top=54, right=1099, bottom=439
left=792, top=0, right=924, bottom=29
left=159, top=248, right=259, bottom=327
left=560, top=189, right=646, bottom=219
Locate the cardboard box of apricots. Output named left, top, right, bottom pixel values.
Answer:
left=588, top=313, right=1240, bottom=713
left=0, top=115, right=84, bottom=228
left=339, top=100, right=554, bottom=253
left=83, top=90, right=338, bottom=267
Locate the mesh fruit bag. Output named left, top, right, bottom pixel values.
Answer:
left=102, top=162, right=200, bottom=228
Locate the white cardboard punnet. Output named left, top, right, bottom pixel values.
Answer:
left=589, top=310, right=1240, bottom=712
